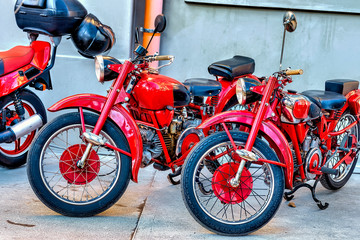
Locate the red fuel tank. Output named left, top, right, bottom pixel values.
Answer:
left=132, top=72, right=191, bottom=110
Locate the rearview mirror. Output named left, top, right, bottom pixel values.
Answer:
left=154, top=14, right=166, bottom=33
left=134, top=27, right=140, bottom=44
left=283, top=11, right=297, bottom=32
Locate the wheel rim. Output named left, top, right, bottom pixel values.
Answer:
left=0, top=100, right=36, bottom=157
left=329, top=113, right=358, bottom=182
left=192, top=141, right=274, bottom=224
left=40, top=124, right=121, bottom=205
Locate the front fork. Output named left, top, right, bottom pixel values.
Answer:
left=77, top=61, right=132, bottom=169
left=228, top=76, right=277, bottom=187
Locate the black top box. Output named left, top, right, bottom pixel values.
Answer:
left=15, top=0, right=87, bottom=36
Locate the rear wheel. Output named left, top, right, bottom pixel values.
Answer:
left=320, top=110, right=359, bottom=190
left=181, top=131, right=284, bottom=236
left=0, top=89, right=46, bottom=168
left=27, top=112, right=131, bottom=217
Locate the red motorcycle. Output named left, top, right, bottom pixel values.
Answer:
left=0, top=35, right=52, bottom=167
left=181, top=11, right=360, bottom=235
left=0, top=0, right=113, bottom=168
left=27, top=14, right=262, bottom=216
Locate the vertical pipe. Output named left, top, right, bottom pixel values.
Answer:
left=143, top=0, right=163, bottom=67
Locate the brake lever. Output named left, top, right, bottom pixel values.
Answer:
left=148, top=56, right=174, bottom=73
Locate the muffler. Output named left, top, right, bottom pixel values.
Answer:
left=0, top=114, right=43, bottom=143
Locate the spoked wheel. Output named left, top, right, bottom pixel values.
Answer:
left=181, top=131, right=284, bottom=236
left=0, top=89, right=46, bottom=168
left=320, top=110, right=359, bottom=190
left=27, top=112, right=131, bottom=217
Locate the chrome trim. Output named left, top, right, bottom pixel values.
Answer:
left=236, top=149, right=260, bottom=162
left=95, top=55, right=105, bottom=83
left=10, top=114, right=43, bottom=139
left=236, top=78, right=246, bottom=105
left=83, top=132, right=106, bottom=145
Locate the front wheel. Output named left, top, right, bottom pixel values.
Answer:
left=27, top=112, right=131, bottom=217
left=181, top=131, right=284, bottom=236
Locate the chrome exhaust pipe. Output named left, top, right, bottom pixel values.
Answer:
left=0, top=114, right=43, bottom=143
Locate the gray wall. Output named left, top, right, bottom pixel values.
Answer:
left=159, top=2, right=360, bottom=93
left=1, top=0, right=134, bottom=119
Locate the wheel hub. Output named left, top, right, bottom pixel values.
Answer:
left=181, top=133, right=201, bottom=155
left=212, top=162, right=253, bottom=204
left=59, top=144, right=100, bottom=185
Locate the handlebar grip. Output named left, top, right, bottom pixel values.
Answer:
left=154, top=55, right=173, bottom=61
left=285, top=69, right=304, bottom=75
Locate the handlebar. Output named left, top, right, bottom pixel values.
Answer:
left=285, top=69, right=303, bottom=75
left=147, top=55, right=174, bottom=62
left=154, top=55, right=174, bottom=61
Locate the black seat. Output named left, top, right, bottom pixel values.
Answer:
left=325, top=79, right=359, bottom=96
left=184, top=78, right=222, bottom=97
left=302, top=90, right=346, bottom=110
left=208, top=55, right=255, bottom=80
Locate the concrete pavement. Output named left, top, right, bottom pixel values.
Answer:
left=0, top=165, right=360, bottom=240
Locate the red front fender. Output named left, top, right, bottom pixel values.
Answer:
left=49, top=94, right=143, bottom=183
left=198, top=110, right=294, bottom=189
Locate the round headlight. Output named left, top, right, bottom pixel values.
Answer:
left=94, top=55, right=121, bottom=83
left=236, top=78, right=246, bottom=105
left=95, top=55, right=105, bottom=83
left=235, top=77, right=262, bottom=105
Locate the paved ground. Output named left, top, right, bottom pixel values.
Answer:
left=0, top=165, right=360, bottom=240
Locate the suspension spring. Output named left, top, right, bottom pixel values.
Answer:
left=12, top=92, right=25, bottom=120
left=335, top=110, right=342, bottom=119
left=210, top=96, right=219, bottom=106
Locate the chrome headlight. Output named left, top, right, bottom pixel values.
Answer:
left=236, top=78, right=262, bottom=105
left=236, top=78, right=247, bottom=105
left=94, top=55, right=121, bottom=83
left=95, top=55, right=104, bottom=82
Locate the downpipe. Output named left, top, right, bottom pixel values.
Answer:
left=0, top=114, right=43, bottom=143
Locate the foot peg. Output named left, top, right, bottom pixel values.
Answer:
left=321, top=166, right=339, bottom=176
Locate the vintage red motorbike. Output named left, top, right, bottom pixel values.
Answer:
left=0, top=36, right=50, bottom=168
left=27, top=14, right=262, bottom=216
left=181, top=11, right=360, bottom=235
left=0, top=0, right=114, bottom=168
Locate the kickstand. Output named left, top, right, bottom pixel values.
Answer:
left=167, top=167, right=182, bottom=185
left=284, top=178, right=329, bottom=210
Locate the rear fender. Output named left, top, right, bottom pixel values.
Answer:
left=49, top=93, right=143, bottom=183
left=197, top=110, right=294, bottom=189
left=347, top=89, right=360, bottom=115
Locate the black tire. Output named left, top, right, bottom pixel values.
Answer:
left=320, top=110, right=359, bottom=190
left=0, top=89, right=46, bottom=168
left=27, top=112, right=131, bottom=217
left=181, top=131, right=284, bottom=236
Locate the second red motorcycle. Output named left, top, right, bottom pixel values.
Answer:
left=181, top=11, right=360, bottom=236
left=26, top=15, right=261, bottom=216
